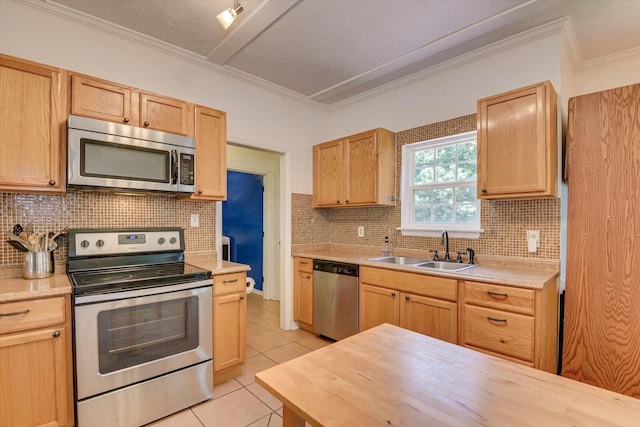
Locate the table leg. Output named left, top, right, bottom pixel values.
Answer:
left=283, top=404, right=305, bottom=427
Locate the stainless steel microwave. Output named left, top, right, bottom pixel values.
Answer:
left=68, top=115, right=196, bottom=194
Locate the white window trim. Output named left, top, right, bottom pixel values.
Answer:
left=398, top=131, right=484, bottom=239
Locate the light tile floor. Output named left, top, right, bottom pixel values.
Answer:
left=147, top=293, right=331, bottom=427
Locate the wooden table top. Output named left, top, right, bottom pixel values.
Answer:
left=255, top=324, right=640, bottom=426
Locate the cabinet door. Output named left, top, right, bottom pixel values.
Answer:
left=359, top=284, right=400, bottom=331
left=213, top=291, right=246, bottom=372
left=139, top=92, right=192, bottom=136
left=345, top=131, right=377, bottom=205
left=0, top=328, right=69, bottom=427
left=0, top=55, right=67, bottom=193
left=477, top=81, right=557, bottom=199
left=294, top=270, right=314, bottom=326
left=400, top=293, right=457, bottom=344
left=190, top=105, right=227, bottom=200
left=71, top=74, right=137, bottom=125
left=313, top=139, right=344, bottom=207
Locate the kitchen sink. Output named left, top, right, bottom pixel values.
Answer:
left=368, top=256, right=477, bottom=272
left=414, top=261, right=477, bottom=272
left=368, top=256, right=429, bottom=265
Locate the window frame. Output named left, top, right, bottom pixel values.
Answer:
left=398, top=130, right=484, bottom=239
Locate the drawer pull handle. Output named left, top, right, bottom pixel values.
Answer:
left=487, top=291, right=508, bottom=299
left=391, top=292, right=396, bottom=297
left=239, top=295, right=244, bottom=300
left=487, top=316, right=507, bottom=324
left=0, top=309, right=30, bottom=317
left=223, top=279, right=239, bottom=284
left=300, top=261, right=308, bottom=265
left=405, top=295, right=411, bottom=301
left=52, top=331, right=60, bottom=338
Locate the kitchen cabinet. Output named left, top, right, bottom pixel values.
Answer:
left=477, top=81, right=557, bottom=199
left=0, top=296, right=73, bottom=427
left=293, top=257, right=314, bottom=332
left=213, top=271, right=246, bottom=383
left=562, top=84, right=640, bottom=398
left=0, top=54, right=68, bottom=194
left=359, top=267, right=457, bottom=343
left=71, top=73, right=193, bottom=136
left=313, top=128, right=396, bottom=207
left=460, top=280, right=558, bottom=372
left=187, top=105, right=227, bottom=201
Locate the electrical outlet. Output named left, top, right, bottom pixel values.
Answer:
left=357, top=226, right=364, bottom=238
left=190, top=213, right=200, bottom=227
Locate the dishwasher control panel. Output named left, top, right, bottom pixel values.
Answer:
left=313, top=260, right=359, bottom=276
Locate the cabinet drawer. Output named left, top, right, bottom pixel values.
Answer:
left=214, top=272, right=246, bottom=296
left=361, top=266, right=456, bottom=301
left=464, top=281, right=534, bottom=315
left=0, top=297, right=66, bottom=335
left=295, top=257, right=314, bottom=274
left=464, top=305, right=533, bottom=362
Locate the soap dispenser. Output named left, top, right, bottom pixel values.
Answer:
left=381, top=236, right=393, bottom=256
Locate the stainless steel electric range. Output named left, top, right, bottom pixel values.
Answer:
left=67, top=228, right=213, bottom=427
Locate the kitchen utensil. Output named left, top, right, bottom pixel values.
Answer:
left=5, top=231, right=34, bottom=252
left=25, top=222, right=34, bottom=236
left=47, top=240, right=58, bottom=251
left=48, top=226, right=68, bottom=243
left=53, top=233, right=68, bottom=248
left=13, top=224, right=28, bottom=242
left=28, top=234, right=39, bottom=251
left=6, top=240, right=29, bottom=252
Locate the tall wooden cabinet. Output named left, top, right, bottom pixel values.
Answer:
left=188, top=105, right=227, bottom=201
left=313, top=128, right=396, bottom=207
left=477, top=81, right=557, bottom=199
left=0, top=296, right=73, bottom=427
left=562, top=83, right=640, bottom=398
left=0, top=54, right=68, bottom=194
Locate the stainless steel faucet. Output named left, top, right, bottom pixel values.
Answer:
left=441, top=230, right=450, bottom=261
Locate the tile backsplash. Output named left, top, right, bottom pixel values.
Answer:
left=292, top=114, right=561, bottom=261
left=1, top=192, right=216, bottom=267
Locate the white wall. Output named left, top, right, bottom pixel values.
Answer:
left=571, top=50, right=640, bottom=98
left=0, top=0, right=326, bottom=195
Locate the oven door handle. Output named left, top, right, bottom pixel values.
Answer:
left=171, top=149, right=178, bottom=185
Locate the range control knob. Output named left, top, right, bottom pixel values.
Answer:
left=169, top=237, right=177, bottom=244
left=96, top=239, right=105, bottom=247
left=158, top=237, right=166, bottom=245
left=80, top=240, right=90, bottom=248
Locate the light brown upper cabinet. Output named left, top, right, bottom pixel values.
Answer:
left=0, top=54, right=68, bottom=194
left=477, top=81, right=557, bottom=199
left=313, top=128, right=396, bottom=207
left=71, top=73, right=193, bottom=136
left=185, top=105, right=227, bottom=201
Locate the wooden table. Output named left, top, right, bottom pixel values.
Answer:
left=255, top=324, right=640, bottom=426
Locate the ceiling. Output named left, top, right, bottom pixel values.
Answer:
left=48, top=0, right=640, bottom=105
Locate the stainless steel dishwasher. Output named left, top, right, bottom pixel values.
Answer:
left=313, top=259, right=359, bottom=341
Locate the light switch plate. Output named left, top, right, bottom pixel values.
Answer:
left=357, top=226, right=364, bottom=238
left=190, top=213, right=200, bottom=227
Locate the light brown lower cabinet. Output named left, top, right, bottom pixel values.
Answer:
left=213, top=272, right=246, bottom=384
left=359, top=267, right=458, bottom=344
left=460, top=280, right=558, bottom=373
left=0, top=296, right=73, bottom=427
left=293, top=257, right=314, bottom=333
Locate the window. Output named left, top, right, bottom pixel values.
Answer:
left=399, top=131, right=483, bottom=238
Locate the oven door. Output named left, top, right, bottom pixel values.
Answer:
left=74, top=281, right=212, bottom=400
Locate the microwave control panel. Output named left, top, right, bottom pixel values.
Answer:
left=180, top=153, right=195, bottom=186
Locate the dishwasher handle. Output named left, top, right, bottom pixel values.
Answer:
left=313, top=260, right=359, bottom=277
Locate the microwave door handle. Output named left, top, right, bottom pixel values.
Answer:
left=171, top=149, right=178, bottom=185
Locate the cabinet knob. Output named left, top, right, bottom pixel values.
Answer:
left=198, top=189, right=203, bottom=194
left=48, top=180, right=56, bottom=186
left=123, top=117, right=130, bottom=123
left=239, top=295, right=245, bottom=300
left=52, top=331, right=60, bottom=338
left=405, top=295, right=410, bottom=301
left=391, top=292, right=396, bottom=297
left=144, top=121, right=150, bottom=127
left=345, top=199, right=350, bottom=203
left=337, top=200, right=341, bottom=204
left=482, top=188, right=487, bottom=193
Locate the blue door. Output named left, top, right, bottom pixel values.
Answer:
left=222, top=171, right=264, bottom=292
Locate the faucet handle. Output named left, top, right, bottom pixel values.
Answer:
left=456, top=251, right=465, bottom=263
left=429, top=249, right=439, bottom=261
left=466, top=247, right=476, bottom=264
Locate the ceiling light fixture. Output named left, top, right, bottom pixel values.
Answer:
left=217, top=0, right=244, bottom=29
